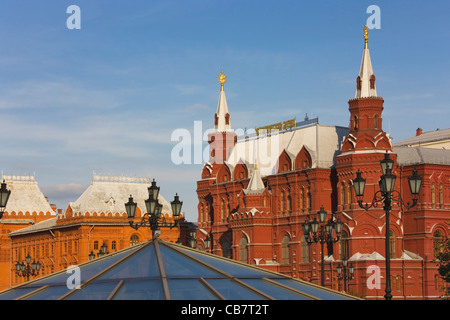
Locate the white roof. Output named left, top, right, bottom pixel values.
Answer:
left=244, top=166, right=265, bottom=195
left=8, top=217, right=58, bottom=236
left=394, top=146, right=450, bottom=166
left=393, top=128, right=450, bottom=147
left=227, top=124, right=348, bottom=176
left=68, top=175, right=173, bottom=216
left=2, top=174, right=55, bottom=215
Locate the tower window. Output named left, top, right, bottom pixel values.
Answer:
left=370, top=74, right=376, bottom=89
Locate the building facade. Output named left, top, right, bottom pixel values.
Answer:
left=195, top=28, right=449, bottom=299
left=0, top=174, right=56, bottom=291
left=4, top=173, right=184, bottom=288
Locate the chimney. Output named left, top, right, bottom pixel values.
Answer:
left=416, top=128, right=423, bottom=136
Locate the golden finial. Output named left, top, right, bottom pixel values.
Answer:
left=217, top=70, right=227, bottom=91
left=364, top=25, right=369, bottom=49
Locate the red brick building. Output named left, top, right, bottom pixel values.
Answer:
left=195, top=29, right=449, bottom=299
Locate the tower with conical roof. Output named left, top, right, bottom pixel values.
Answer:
left=341, top=25, right=391, bottom=154
left=336, top=26, right=399, bottom=265
left=208, top=71, right=237, bottom=164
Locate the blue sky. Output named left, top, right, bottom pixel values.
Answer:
left=0, top=0, right=449, bottom=221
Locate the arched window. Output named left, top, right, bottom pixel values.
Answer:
left=287, top=191, right=292, bottom=214
left=439, top=184, right=443, bottom=209
left=300, top=188, right=304, bottom=212
left=130, top=235, right=139, bottom=246
left=431, top=183, right=435, bottom=208
left=374, top=115, right=379, bottom=129
left=222, top=242, right=232, bottom=259
left=307, top=187, right=311, bottom=211
left=433, top=230, right=445, bottom=259
left=301, top=236, right=310, bottom=263
left=340, top=230, right=349, bottom=260
left=389, top=230, right=396, bottom=259
left=282, top=236, right=290, bottom=265
left=341, top=183, right=346, bottom=209
left=280, top=190, right=285, bottom=215
left=94, top=241, right=99, bottom=250
left=221, top=199, right=225, bottom=222
left=348, top=182, right=353, bottom=208
left=239, top=237, right=248, bottom=264
left=111, top=241, right=117, bottom=251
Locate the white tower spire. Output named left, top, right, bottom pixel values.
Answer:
left=214, top=70, right=232, bottom=132
left=355, top=25, right=377, bottom=98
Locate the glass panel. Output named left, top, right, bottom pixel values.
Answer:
left=0, top=287, right=40, bottom=300
left=205, top=279, right=265, bottom=300
left=242, top=279, right=310, bottom=300
left=177, top=247, right=274, bottom=278
left=168, top=279, right=217, bottom=300
left=96, top=245, right=160, bottom=280
left=159, top=245, right=223, bottom=278
left=65, top=281, right=120, bottom=300
left=112, top=280, right=165, bottom=300
left=25, top=285, right=72, bottom=300
left=23, top=248, right=135, bottom=287
left=272, top=279, right=351, bottom=300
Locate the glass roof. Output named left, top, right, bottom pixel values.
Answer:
left=0, top=239, right=358, bottom=300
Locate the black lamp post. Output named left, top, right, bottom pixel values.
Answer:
left=0, top=180, right=11, bottom=219
left=15, top=254, right=41, bottom=282
left=302, top=206, right=344, bottom=286
left=336, top=259, right=354, bottom=293
left=125, top=179, right=183, bottom=239
left=353, top=152, right=422, bottom=300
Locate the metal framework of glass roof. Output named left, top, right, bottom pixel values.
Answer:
left=0, top=239, right=358, bottom=300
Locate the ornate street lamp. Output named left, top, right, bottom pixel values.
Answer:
left=336, top=259, right=354, bottom=293
left=125, top=179, right=182, bottom=239
left=97, top=243, right=108, bottom=258
left=302, top=206, right=343, bottom=286
left=189, top=230, right=197, bottom=249
left=0, top=180, right=11, bottom=219
left=353, top=152, right=422, bottom=300
left=15, top=254, right=41, bottom=282
left=88, top=251, right=95, bottom=261
left=204, top=235, right=211, bottom=251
